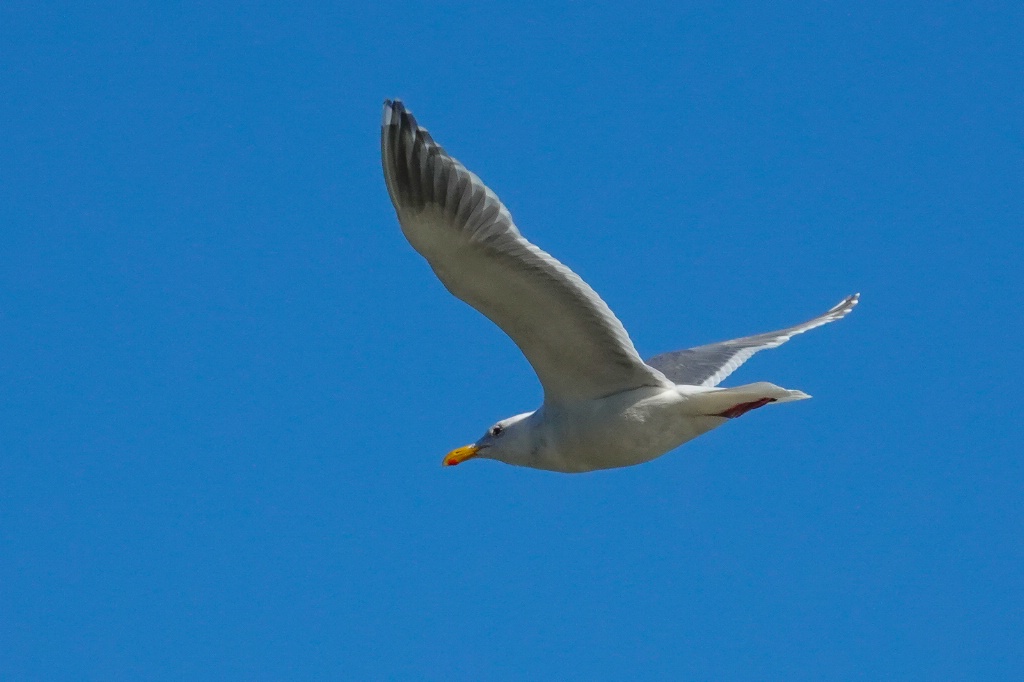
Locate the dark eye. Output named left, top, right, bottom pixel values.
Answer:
left=489, top=425, right=503, bottom=437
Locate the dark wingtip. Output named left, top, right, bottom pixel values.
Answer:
left=382, top=99, right=410, bottom=128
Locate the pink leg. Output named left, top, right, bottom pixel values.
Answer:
left=714, top=397, right=777, bottom=419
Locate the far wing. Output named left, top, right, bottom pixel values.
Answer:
left=646, top=294, right=859, bottom=387
left=381, top=100, right=671, bottom=403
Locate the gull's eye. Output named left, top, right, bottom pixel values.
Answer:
left=489, top=424, right=504, bottom=437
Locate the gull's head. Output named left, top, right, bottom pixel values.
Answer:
left=443, top=411, right=537, bottom=467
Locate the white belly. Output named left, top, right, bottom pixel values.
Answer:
left=536, top=385, right=726, bottom=472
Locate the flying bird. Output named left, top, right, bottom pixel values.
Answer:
left=381, top=100, right=858, bottom=473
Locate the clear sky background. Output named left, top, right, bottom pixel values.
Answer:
left=2, top=2, right=1022, bottom=680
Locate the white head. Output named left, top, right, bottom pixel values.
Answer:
left=442, top=411, right=539, bottom=468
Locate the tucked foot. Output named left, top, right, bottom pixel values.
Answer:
left=714, top=397, right=777, bottom=419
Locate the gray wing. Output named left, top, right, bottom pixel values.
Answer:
left=381, top=100, right=671, bottom=403
left=646, top=294, right=859, bottom=387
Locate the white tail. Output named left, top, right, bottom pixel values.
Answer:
left=691, top=382, right=810, bottom=419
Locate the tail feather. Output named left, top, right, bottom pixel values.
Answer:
left=691, top=382, right=810, bottom=418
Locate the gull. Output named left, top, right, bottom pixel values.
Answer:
left=381, top=100, right=858, bottom=473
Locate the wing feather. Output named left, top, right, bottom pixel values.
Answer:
left=381, top=100, right=670, bottom=402
left=646, top=294, right=859, bottom=387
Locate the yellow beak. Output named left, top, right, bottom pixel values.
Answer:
left=443, top=444, right=480, bottom=466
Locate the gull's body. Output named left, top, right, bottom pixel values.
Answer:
left=501, top=385, right=728, bottom=473
left=381, top=100, right=858, bottom=473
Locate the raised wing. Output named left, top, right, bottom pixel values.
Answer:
left=381, top=100, right=670, bottom=403
left=646, top=294, right=859, bottom=387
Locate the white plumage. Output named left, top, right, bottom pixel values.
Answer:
left=381, top=100, right=858, bottom=473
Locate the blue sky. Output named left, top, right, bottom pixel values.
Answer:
left=2, top=1, right=1021, bottom=679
